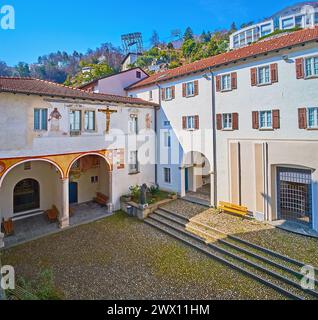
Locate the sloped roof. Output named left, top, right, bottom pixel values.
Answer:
left=0, top=77, right=158, bottom=107
left=127, top=27, right=318, bottom=90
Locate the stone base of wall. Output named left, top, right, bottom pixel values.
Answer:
left=121, top=196, right=177, bottom=220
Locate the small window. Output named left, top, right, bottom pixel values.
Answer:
left=164, top=87, right=173, bottom=100
left=34, top=109, right=48, bottom=131
left=149, top=91, right=153, bottom=101
left=221, top=74, right=231, bottom=91
left=233, top=35, right=239, bottom=48
left=84, top=111, right=95, bottom=131
left=70, top=110, right=81, bottom=132
left=295, top=15, right=303, bottom=27
left=24, top=162, right=31, bottom=171
left=186, top=82, right=195, bottom=97
left=222, top=114, right=233, bottom=130
left=186, top=116, right=196, bottom=130
left=305, top=57, right=318, bottom=78
left=136, top=71, right=142, bottom=79
left=164, top=131, right=171, bottom=148
left=258, top=66, right=271, bottom=85
left=259, top=111, right=272, bottom=129
left=260, top=23, right=272, bottom=37
left=91, top=176, right=99, bottom=184
left=129, top=115, right=138, bottom=134
left=164, top=168, right=171, bottom=184
left=308, top=107, right=318, bottom=128
left=129, top=151, right=139, bottom=174
left=163, top=120, right=171, bottom=127
left=282, top=17, right=294, bottom=30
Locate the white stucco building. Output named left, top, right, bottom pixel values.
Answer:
left=127, top=27, right=318, bottom=232
left=0, top=77, right=157, bottom=246
left=229, top=2, right=318, bottom=49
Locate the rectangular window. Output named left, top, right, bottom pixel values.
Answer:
left=282, top=17, right=294, bottom=29
left=164, top=168, right=171, bottom=184
left=221, top=74, right=231, bottom=91
left=149, top=90, right=153, bottom=101
left=136, top=71, right=142, bottom=79
left=84, top=111, right=95, bottom=131
left=163, top=120, right=171, bottom=127
left=258, top=66, right=271, bottom=85
left=186, top=82, right=195, bottom=97
left=305, top=57, right=318, bottom=78
left=233, top=35, right=239, bottom=48
left=308, top=107, right=318, bottom=128
left=246, top=29, right=253, bottom=44
left=34, top=108, right=48, bottom=131
left=164, top=87, right=173, bottom=100
left=186, top=116, right=196, bottom=130
left=70, top=110, right=81, bottom=132
left=222, top=113, right=233, bottom=130
left=164, top=131, right=171, bottom=148
left=259, top=111, right=272, bottom=129
left=315, top=13, right=318, bottom=24
left=295, top=15, right=303, bottom=27
left=260, top=23, right=272, bottom=37
left=239, top=32, right=246, bottom=46
left=129, top=115, right=138, bottom=134
left=129, top=151, right=139, bottom=173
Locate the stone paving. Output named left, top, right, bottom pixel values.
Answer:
left=2, top=212, right=284, bottom=300
left=3, top=202, right=112, bottom=248
left=161, top=199, right=206, bottom=219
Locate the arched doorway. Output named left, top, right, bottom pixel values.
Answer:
left=67, top=154, right=112, bottom=206
left=14, top=179, right=40, bottom=214
left=182, top=152, right=212, bottom=206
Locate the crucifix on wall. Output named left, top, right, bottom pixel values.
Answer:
left=98, top=107, right=118, bottom=134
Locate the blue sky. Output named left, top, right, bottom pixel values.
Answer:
left=1, top=0, right=301, bottom=66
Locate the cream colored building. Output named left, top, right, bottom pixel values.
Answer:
left=0, top=78, right=157, bottom=246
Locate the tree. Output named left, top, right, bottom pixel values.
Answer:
left=183, top=27, right=194, bottom=41
left=182, top=39, right=197, bottom=61
left=66, top=62, right=114, bottom=87
left=15, top=62, right=31, bottom=77
left=200, top=30, right=211, bottom=43
left=150, top=30, right=160, bottom=47
left=0, top=61, right=12, bottom=76
left=230, top=22, right=237, bottom=32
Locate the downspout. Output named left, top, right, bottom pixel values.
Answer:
left=209, top=68, right=218, bottom=207
left=155, top=83, right=161, bottom=186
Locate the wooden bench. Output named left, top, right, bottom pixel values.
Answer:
left=218, top=201, right=248, bottom=218
left=94, top=192, right=108, bottom=206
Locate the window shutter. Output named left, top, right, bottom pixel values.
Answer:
left=270, top=63, right=278, bottom=83
left=298, top=108, right=307, bottom=129
left=161, top=88, right=165, bottom=101
left=231, top=73, right=237, bottom=90
left=194, top=115, right=200, bottom=130
left=252, top=111, right=259, bottom=129
left=172, top=86, right=175, bottom=99
left=34, top=109, right=40, bottom=130
left=182, top=116, right=187, bottom=129
left=272, top=109, right=280, bottom=129
left=251, top=68, right=257, bottom=86
left=216, top=114, right=222, bottom=130
left=216, top=76, right=221, bottom=92
left=194, top=80, right=199, bottom=96
left=232, top=113, right=239, bottom=130
left=295, top=58, right=304, bottom=79
left=182, top=83, right=187, bottom=97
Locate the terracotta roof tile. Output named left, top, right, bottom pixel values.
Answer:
left=128, top=27, right=318, bottom=90
left=0, top=77, right=158, bottom=107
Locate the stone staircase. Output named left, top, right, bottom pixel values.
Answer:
left=145, top=200, right=318, bottom=300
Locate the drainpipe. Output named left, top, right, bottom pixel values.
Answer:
left=209, top=68, right=218, bottom=207
left=155, top=83, right=161, bottom=186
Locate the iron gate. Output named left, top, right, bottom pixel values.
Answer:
left=277, top=167, right=312, bottom=226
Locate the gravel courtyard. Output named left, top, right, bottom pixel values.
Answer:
left=1, top=212, right=285, bottom=300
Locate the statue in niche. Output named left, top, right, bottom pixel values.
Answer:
left=48, top=108, right=62, bottom=132
left=145, top=113, right=152, bottom=130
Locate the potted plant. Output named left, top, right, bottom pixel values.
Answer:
left=2, top=218, right=14, bottom=236
left=169, top=192, right=177, bottom=200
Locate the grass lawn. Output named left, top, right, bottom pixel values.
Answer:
left=0, top=211, right=285, bottom=300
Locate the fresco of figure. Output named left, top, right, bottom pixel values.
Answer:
left=48, top=108, right=62, bottom=132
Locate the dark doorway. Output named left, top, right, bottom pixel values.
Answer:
left=277, top=167, right=312, bottom=226
left=69, top=182, right=78, bottom=204
left=14, top=179, right=40, bottom=214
